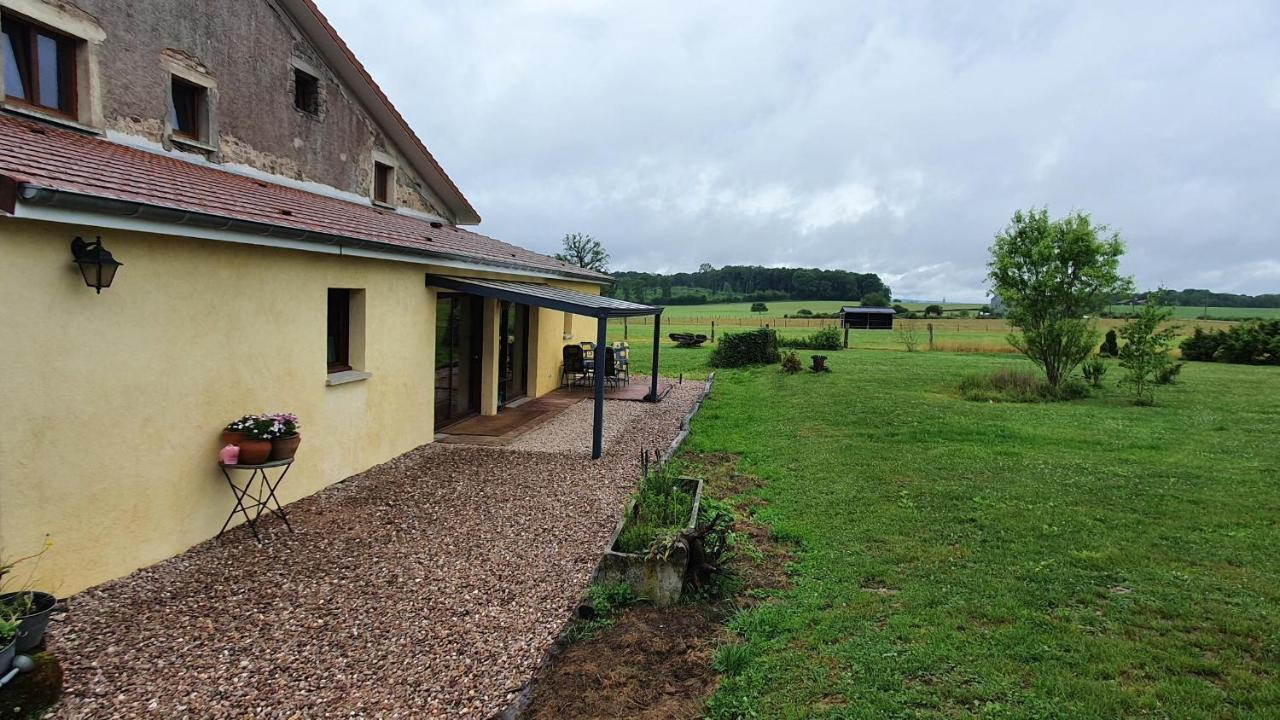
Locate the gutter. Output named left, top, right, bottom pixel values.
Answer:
left=13, top=183, right=612, bottom=285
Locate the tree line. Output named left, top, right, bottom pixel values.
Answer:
left=1126, top=288, right=1280, bottom=309
left=605, top=264, right=892, bottom=305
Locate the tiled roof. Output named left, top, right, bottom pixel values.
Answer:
left=0, top=113, right=611, bottom=283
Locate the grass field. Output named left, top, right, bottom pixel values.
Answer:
left=650, top=300, right=1280, bottom=322
left=1108, top=305, right=1280, bottom=321
left=656, top=300, right=980, bottom=320
left=607, top=317, right=1243, bottom=372
left=674, top=350, right=1280, bottom=718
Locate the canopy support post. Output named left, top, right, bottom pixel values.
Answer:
left=649, top=312, right=661, bottom=402
left=592, top=314, right=608, bottom=460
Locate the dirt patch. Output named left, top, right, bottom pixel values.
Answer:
left=522, top=605, right=726, bottom=720
left=518, top=453, right=793, bottom=719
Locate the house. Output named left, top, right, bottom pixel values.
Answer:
left=0, top=0, right=659, bottom=595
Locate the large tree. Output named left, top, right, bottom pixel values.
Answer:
left=988, top=208, right=1132, bottom=389
left=554, top=232, right=609, bottom=272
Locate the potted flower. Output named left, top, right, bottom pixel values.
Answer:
left=266, top=413, right=302, bottom=461
left=222, top=415, right=259, bottom=446
left=234, top=416, right=275, bottom=465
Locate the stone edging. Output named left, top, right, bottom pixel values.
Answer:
left=494, top=372, right=717, bottom=720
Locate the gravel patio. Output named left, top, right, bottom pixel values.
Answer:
left=49, top=379, right=704, bottom=719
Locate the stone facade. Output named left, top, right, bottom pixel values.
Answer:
left=1, top=0, right=452, bottom=219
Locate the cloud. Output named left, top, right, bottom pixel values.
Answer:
left=318, top=0, right=1280, bottom=300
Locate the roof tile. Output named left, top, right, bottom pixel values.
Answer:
left=0, top=114, right=610, bottom=283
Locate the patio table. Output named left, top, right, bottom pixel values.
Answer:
left=218, top=458, right=295, bottom=543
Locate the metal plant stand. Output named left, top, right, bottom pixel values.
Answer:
left=218, top=458, right=295, bottom=543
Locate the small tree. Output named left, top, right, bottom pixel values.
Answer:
left=895, top=321, right=922, bottom=352
left=988, top=208, right=1132, bottom=390
left=924, top=304, right=944, bottom=318
left=554, top=232, right=609, bottom=272
left=750, top=302, right=769, bottom=314
left=861, top=292, right=890, bottom=308
left=1117, top=293, right=1179, bottom=405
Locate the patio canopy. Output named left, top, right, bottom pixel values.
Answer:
left=425, top=274, right=664, bottom=459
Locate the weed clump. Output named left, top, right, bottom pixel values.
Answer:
left=615, top=465, right=694, bottom=554
left=958, top=367, right=1088, bottom=402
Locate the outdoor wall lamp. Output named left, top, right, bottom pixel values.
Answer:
left=70, top=236, right=123, bottom=294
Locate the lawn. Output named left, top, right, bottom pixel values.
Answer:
left=671, top=349, right=1280, bottom=718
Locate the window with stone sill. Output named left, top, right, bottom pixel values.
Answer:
left=2, top=14, right=78, bottom=118
left=168, top=75, right=206, bottom=142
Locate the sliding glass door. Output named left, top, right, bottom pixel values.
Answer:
left=498, top=302, right=529, bottom=406
left=434, top=294, right=483, bottom=428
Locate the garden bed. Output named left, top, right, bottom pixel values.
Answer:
left=594, top=475, right=704, bottom=607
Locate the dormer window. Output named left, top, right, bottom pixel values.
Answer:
left=372, top=161, right=394, bottom=205
left=168, top=75, right=206, bottom=141
left=2, top=15, right=77, bottom=117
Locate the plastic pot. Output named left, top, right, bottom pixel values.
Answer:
left=0, top=637, right=13, bottom=675
left=0, top=591, right=58, bottom=652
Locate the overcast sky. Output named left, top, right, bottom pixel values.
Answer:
left=318, top=0, right=1280, bottom=301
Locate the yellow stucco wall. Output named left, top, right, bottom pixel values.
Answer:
left=0, top=218, right=603, bottom=594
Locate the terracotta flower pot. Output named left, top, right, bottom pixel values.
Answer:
left=269, top=434, right=301, bottom=461
left=236, top=438, right=272, bottom=466
left=221, top=429, right=246, bottom=446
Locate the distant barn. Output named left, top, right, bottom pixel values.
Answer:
left=841, top=306, right=896, bottom=330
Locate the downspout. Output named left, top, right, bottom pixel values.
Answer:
left=0, top=174, right=18, bottom=215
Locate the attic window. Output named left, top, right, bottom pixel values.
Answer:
left=169, top=75, right=206, bottom=141
left=2, top=15, right=78, bottom=117
left=372, top=161, right=394, bottom=205
left=293, top=68, right=319, bottom=115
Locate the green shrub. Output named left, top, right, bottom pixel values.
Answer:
left=1100, top=329, right=1119, bottom=357
left=780, top=351, right=802, bottom=374
left=1180, top=327, right=1222, bottom=361
left=795, top=308, right=813, bottom=316
left=1082, top=355, right=1107, bottom=387
left=1180, top=320, right=1280, bottom=365
left=959, top=367, right=1088, bottom=403
left=1156, top=362, right=1183, bottom=385
left=710, top=328, right=781, bottom=367
left=778, top=326, right=842, bottom=351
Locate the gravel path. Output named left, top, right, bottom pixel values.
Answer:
left=50, top=380, right=704, bottom=719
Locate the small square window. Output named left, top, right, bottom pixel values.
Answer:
left=373, top=161, right=393, bottom=205
left=293, top=67, right=319, bottom=115
left=169, top=75, right=206, bottom=140
left=3, top=15, right=77, bottom=116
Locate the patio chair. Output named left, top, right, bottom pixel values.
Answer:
left=562, top=344, right=589, bottom=387
left=601, top=346, right=621, bottom=387
left=612, top=342, right=631, bottom=385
